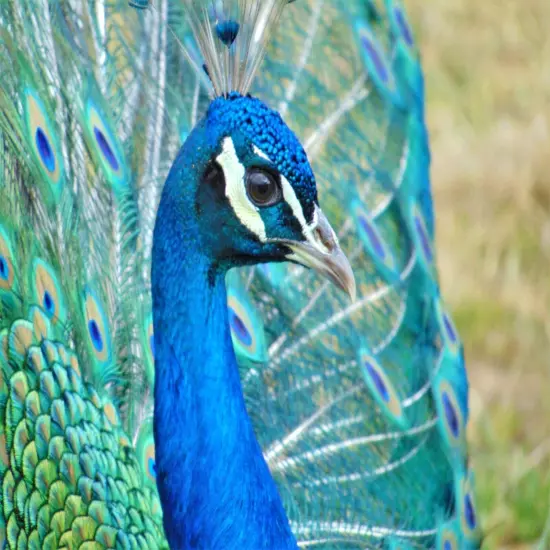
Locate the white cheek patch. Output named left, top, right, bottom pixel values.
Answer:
left=217, top=137, right=266, bottom=242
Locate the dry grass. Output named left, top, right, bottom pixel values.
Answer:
left=406, top=0, right=550, bottom=547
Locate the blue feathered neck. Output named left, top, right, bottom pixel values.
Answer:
left=151, top=116, right=298, bottom=549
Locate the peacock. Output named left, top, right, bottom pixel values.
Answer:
left=0, top=0, right=482, bottom=548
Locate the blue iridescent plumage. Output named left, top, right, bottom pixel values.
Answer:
left=0, top=0, right=480, bottom=549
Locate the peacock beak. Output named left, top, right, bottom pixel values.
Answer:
left=284, top=207, right=356, bottom=301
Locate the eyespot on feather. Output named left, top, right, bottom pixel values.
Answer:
left=84, top=99, right=126, bottom=192
left=435, top=299, right=460, bottom=356
left=355, top=22, right=401, bottom=104
left=359, top=349, right=408, bottom=428
left=352, top=202, right=397, bottom=277
left=0, top=226, right=16, bottom=293
left=434, top=375, right=467, bottom=462
left=387, top=1, right=415, bottom=49
left=436, top=519, right=460, bottom=550
left=23, top=89, right=63, bottom=199
left=226, top=274, right=267, bottom=364
left=385, top=0, right=425, bottom=99
left=31, top=259, right=66, bottom=325
left=135, top=421, right=156, bottom=485
left=227, top=295, right=265, bottom=362
left=410, top=201, right=434, bottom=274
left=83, top=288, right=112, bottom=367
left=456, top=469, right=482, bottom=543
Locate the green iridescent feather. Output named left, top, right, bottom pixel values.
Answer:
left=0, top=309, right=165, bottom=548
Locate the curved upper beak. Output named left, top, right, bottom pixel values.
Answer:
left=283, top=207, right=356, bottom=301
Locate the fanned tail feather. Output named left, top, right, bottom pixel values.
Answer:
left=0, top=1, right=479, bottom=548
left=0, top=6, right=197, bottom=543
left=236, top=1, right=480, bottom=547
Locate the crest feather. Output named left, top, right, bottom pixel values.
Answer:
left=149, top=0, right=294, bottom=97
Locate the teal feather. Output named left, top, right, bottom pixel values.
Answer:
left=456, top=468, right=482, bottom=547
left=352, top=199, right=400, bottom=281
left=354, top=20, right=403, bottom=107
left=140, top=309, right=155, bottom=387
left=135, top=418, right=156, bottom=488
left=79, top=79, right=129, bottom=194
left=227, top=270, right=268, bottom=365
left=0, top=226, right=20, bottom=319
left=0, top=40, right=66, bottom=205
left=358, top=345, right=409, bottom=429
left=0, top=0, right=481, bottom=548
left=386, top=539, right=417, bottom=550
left=81, top=286, right=113, bottom=382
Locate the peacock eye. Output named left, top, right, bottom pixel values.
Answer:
left=245, top=168, right=282, bottom=207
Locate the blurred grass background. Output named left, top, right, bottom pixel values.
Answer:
left=407, top=0, right=550, bottom=547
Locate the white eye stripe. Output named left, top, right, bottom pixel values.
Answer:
left=253, top=145, right=271, bottom=161
left=279, top=174, right=309, bottom=232
left=279, top=173, right=323, bottom=248
left=217, top=137, right=267, bottom=242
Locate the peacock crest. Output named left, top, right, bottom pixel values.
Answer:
left=134, top=0, right=294, bottom=97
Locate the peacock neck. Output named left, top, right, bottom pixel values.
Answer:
left=151, top=167, right=297, bottom=549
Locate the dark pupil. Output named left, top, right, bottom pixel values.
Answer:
left=247, top=169, right=279, bottom=206
left=252, top=180, right=271, bottom=198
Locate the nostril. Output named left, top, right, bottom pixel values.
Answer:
left=311, top=206, right=340, bottom=254
left=314, top=225, right=335, bottom=253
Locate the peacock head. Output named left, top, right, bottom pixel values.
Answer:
left=172, top=92, right=355, bottom=299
